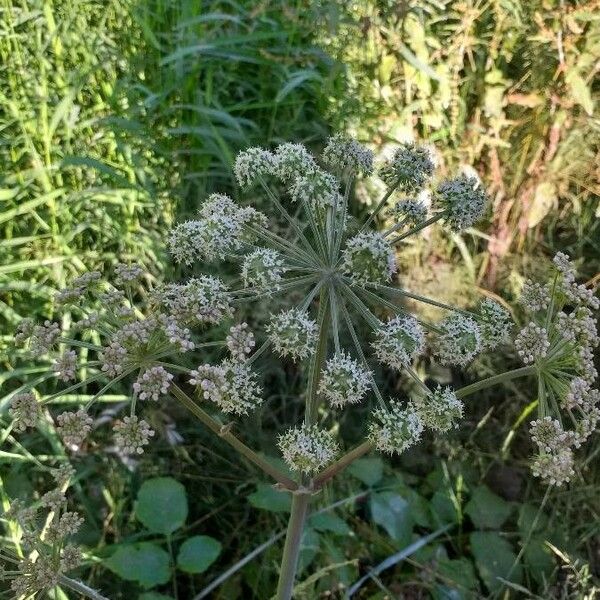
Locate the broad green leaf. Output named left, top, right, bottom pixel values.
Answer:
left=135, top=477, right=188, bottom=535
left=465, top=485, right=512, bottom=529
left=347, top=457, right=383, bottom=486
left=524, top=537, right=555, bottom=584
left=434, top=558, right=478, bottom=597
left=298, top=527, right=321, bottom=572
left=430, top=489, right=459, bottom=527
left=308, top=513, right=351, bottom=536
left=566, top=71, right=594, bottom=115
left=470, top=532, right=522, bottom=593
left=247, top=483, right=291, bottom=512
left=177, top=535, right=222, bottom=574
left=370, top=492, right=413, bottom=545
left=517, top=503, right=548, bottom=536
left=105, top=543, right=170, bottom=589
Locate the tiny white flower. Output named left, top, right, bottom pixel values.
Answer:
left=372, top=315, right=425, bottom=371
left=318, top=351, right=372, bottom=407
left=368, top=399, right=423, bottom=455
left=437, top=175, right=487, bottom=231
left=278, top=423, right=339, bottom=474
left=267, top=309, right=317, bottom=361
left=342, top=232, right=397, bottom=286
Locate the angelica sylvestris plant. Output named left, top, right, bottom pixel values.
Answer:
left=5, top=136, right=598, bottom=599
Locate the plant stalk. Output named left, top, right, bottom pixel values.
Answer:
left=455, top=365, right=535, bottom=399
left=275, top=492, right=311, bottom=600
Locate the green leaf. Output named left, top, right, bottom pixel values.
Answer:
left=298, top=527, right=321, bottom=572
left=308, top=513, right=351, bottom=536
left=470, top=532, right=523, bottom=593
left=465, top=485, right=512, bottom=529
left=105, top=543, right=171, bottom=589
left=435, top=558, right=478, bottom=596
left=430, top=489, right=459, bottom=527
left=135, top=477, right=188, bottom=535
left=177, top=535, right=222, bottom=574
left=517, top=503, right=548, bottom=536
left=566, top=71, right=594, bottom=115
left=524, top=537, right=555, bottom=584
left=370, top=492, right=413, bottom=545
left=347, top=457, right=383, bottom=486
left=247, top=483, right=291, bottom=512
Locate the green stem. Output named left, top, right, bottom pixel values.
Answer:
left=390, top=211, right=447, bottom=244
left=455, top=365, right=535, bottom=399
left=57, top=576, right=109, bottom=600
left=305, top=288, right=330, bottom=424
left=170, top=384, right=298, bottom=491
left=360, top=179, right=401, bottom=233
left=275, top=492, right=311, bottom=600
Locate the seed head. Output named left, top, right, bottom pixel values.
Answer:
left=515, top=322, right=550, bottom=364
left=114, top=263, right=145, bottom=285
left=379, top=143, right=435, bottom=192
left=341, top=232, right=397, bottom=286
left=434, top=314, right=482, bottom=367
left=368, top=400, right=423, bottom=455
left=278, top=424, right=339, bottom=474
left=531, top=448, right=574, bottom=486
left=390, top=196, right=428, bottom=226
left=372, top=315, right=425, bottom=370
left=437, top=175, right=487, bottom=231
left=267, top=309, right=318, bottom=361
left=318, top=352, right=372, bottom=408
left=113, top=415, right=155, bottom=454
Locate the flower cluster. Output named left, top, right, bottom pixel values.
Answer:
left=267, top=309, right=317, bottom=361
left=379, top=142, right=435, bottom=191
left=414, top=386, right=463, bottom=433
left=242, top=248, right=287, bottom=289
left=133, top=366, right=174, bottom=401
left=437, top=175, right=487, bottom=231
left=372, top=315, right=425, bottom=371
left=368, top=400, right=423, bottom=454
left=517, top=252, right=599, bottom=485
left=342, top=231, right=397, bottom=286
left=434, top=313, right=482, bottom=367
left=318, top=352, right=372, bottom=408
left=278, top=424, right=339, bottom=474
left=113, top=415, right=155, bottom=455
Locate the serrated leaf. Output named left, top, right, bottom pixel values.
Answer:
left=465, top=485, right=512, bottom=529
left=177, top=535, right=221, bottom=574
left=247, top=483, right=291, bottom=512
left=136, top=477, right=188, bottom=535
left=370, top=492, right=413, bottom=545
left=105, top=543, right=171, bottom=589
left=470, top=532, right=523, bottom=593
left=347, top=457, right=383, bottom=487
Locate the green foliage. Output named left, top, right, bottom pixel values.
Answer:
left=135, top=477, right=188, bottom=535
left=105, top=543, right=171, bottom=589
left=177, top=535, right=222, bottom=574
left=248, top=483, right=292, bottom=513
left=470, top=531, right=523, bottom=593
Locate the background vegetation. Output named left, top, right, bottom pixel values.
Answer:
left=1, top=0, right=599, bottom=598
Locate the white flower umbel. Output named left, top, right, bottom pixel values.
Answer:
left=390, top=196, right=428, bottom=226
left=414, top=385, right=463, bottom=433
left=242, top=248, right=287, bottom=290
left=529, top=417, right=574, bottom=453
left=52, top=350, right=77, bottom=382
left=289, top=169, right=341, bottom=210
left=234, top=147, right=277, bottom=187
left=520, top=279, right=551, bottom=312
left=379, top=142, right=435, bottom=192
left=267, top=309, right=318, bottom=361
left=274, top=143, right=316, bottom=181
left=318, top=352, right=372, bottom=408
left=278, top=424, right=339, bottom=474
left=368, top=400, right=423, bottom=455
left=133, top=366, right=173, bottom=401
left=159, top=276, right=232, bottom=326
left=190, top=360, right=262, bottom=416
left=56, top=410, right=93, bottom=447
left=342, top=232, right=397, bottom=286
left=9, top=392, right=40, bottom=432
left=478, top=298, right=512, bottom=349
left=226, top=323, right=256, bottom=360
left=100, top=342, right=127, bottom=377
left=114, top=263, right=144, bottom=286
left=372, top=315, right=425, bottom=371
left=113, top=415, right=155, bottom=455
left=515, top=322, right=550, bottom=364
left=531, top=448, right=575, bottom=486
left=437, top=175, right=487, bottom=231
left=322, top=133, right=374, bottom=176
left=434, top=314, right=482, bottom=367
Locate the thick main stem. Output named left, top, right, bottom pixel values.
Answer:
left=275, top=492, right=311, bottom=600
